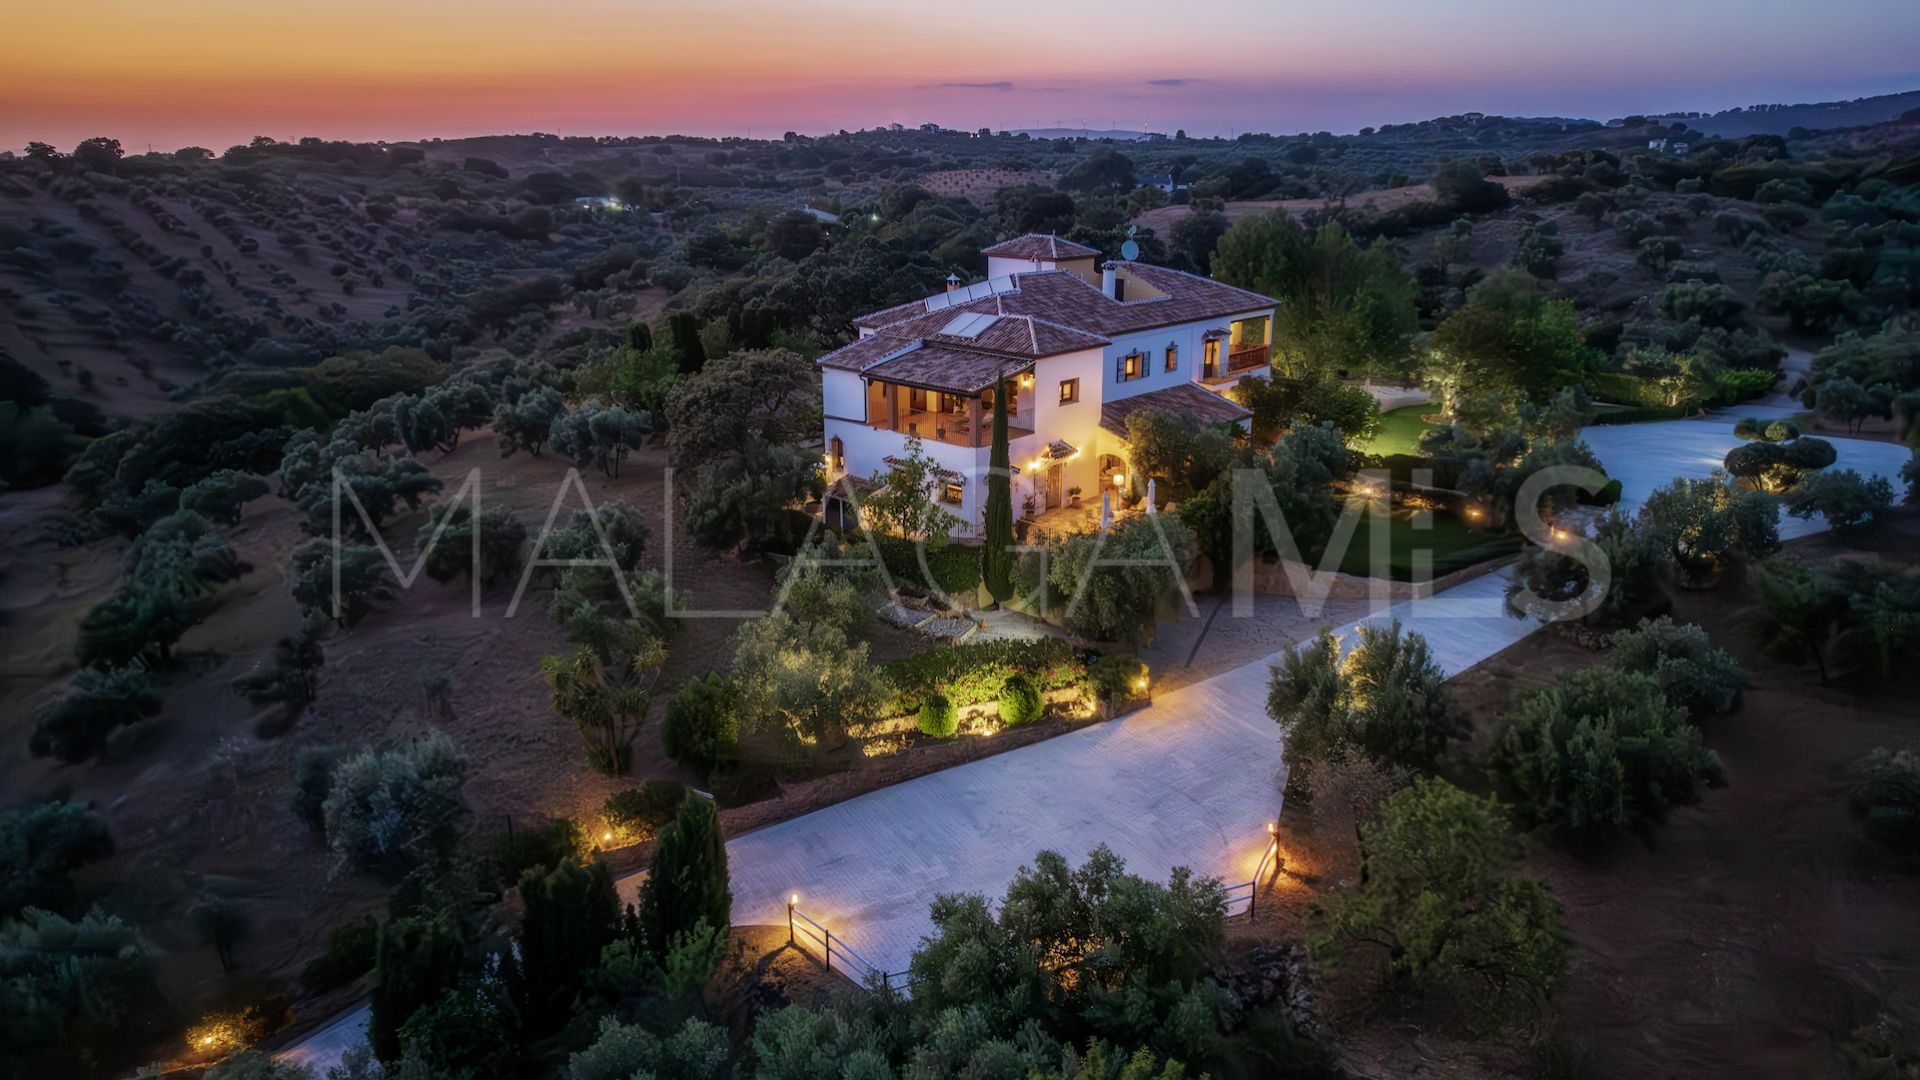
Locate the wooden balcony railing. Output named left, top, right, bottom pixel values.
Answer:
left=1227, top=343, right=1270, bottom=373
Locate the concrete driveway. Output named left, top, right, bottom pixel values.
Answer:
left=1578, top=415, right=1911, bottom=540
left=280, top=411, right=1904, bottom=1070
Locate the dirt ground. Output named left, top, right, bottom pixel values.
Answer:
left=0, top=430, right=934, bottom=1043
left=1253, top=509, right=1920, bottom=1079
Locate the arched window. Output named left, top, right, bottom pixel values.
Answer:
left=829, top=436, right=843, bottom=469
left=1164, top=342, right=1178, bottom=372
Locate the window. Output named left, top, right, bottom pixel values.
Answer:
left=940, top=481, right=964, bottom=506
left=1164, top=343, right=1178, bottom=372
left=1117, top=351, right=1145, bottom=383
left=829, top=436, right=843, bottom=469
left=1202, top=338, right=1221, bottom=378
left=1058, top=378, right=1080, bottom=404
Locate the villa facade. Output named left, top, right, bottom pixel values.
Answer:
left=818, top=234, right=1278, bottom=534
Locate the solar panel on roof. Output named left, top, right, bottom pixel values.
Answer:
left=939, top=312, right=999, bottom=338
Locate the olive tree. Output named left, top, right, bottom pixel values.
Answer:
left=1311, top=777, right=1569, bottom=1018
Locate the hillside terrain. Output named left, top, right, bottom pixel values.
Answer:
left=3, top=97, right=1919, bottom=1079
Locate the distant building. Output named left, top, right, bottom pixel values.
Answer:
left=573, top=196, right=623, bottom=210
left=1647, top=138, right=1690, bottom=154
left=1142, top=173, right=1186, bottom=195
left=801, top=207, right=840, bottom=224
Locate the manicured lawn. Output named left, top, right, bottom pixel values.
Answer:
left=1357, top=405, right=1442, bottom=456
left=1313, top=503, right=1522, bottom=581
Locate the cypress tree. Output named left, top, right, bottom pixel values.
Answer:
left=369, top=915, right=465, bottom=1061
left=515, top=857, right=620, bottom=1032
left=983, top=373, right=1014, bottom=604
left=636, top=796, right=732, bottom=959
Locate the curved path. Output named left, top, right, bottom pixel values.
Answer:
left=276, top=414, right=1911, bottom=1072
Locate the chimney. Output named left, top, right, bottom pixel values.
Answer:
left=945, top=272, right=962, bottom=293
left=1101, top=264, right=1118, bottom=299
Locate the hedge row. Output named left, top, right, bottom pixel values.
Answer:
left=873, top=537, right=982, bottom=597
left=1589, top=403, right=1696, bottom=426
left=882, top=637, right=1087, bottom=716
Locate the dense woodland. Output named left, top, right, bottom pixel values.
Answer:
left=3, top=92, right=1920, bottom=1080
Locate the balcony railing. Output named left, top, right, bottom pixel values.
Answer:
left=1227, top=343, right=1270, bottom=373
left=883, top=410, right=1033, bottom=448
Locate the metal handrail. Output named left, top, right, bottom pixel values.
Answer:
left=788, top=904, right=909, bottom=991
left=1225, top=837, right=1282, bottom=918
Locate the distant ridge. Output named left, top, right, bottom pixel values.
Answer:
left=1013, top=128, right=1162, bottom=141
left=1648, top=88, right=1920, bottom=138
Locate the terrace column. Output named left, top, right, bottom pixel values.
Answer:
left=886, top=382, right=899, bottom=430
left=969, top=393, right=982, bottom=447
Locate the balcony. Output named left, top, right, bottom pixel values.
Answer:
left=866, top=379, right=1034, bottom=448
left=1227, top=343, right=1270, bottom=373
left=888, top=410, right=1034, bottom=447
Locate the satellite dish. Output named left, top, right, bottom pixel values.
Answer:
left=1120, top=239, right=1140, bottom=261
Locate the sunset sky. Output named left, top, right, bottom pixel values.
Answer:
left=6, top=0, right=1918, bottom=152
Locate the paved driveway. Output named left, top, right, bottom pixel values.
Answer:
left=1578, top=416, right=1911, bottom=540
left=280, top=412, right=1902, bottom=1070
left=278, top=569, right=1536, bottom=1071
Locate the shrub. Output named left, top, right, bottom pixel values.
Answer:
left=1312, top=777, right=1568, bottom=1014
left=320, top=730, right=468, bottom=880
left=601, top=782, right=687, bottom=846
left=1580, top=477, right=1623, bottom=506
left=31, top=664, right=164, bottom=763
left=998, top=674, right=1045, bottom=726
left=300, top=916, right=379, bottom=993
left=873, top=536, right=982, bottom=597
left=1088, top=654, right=1149, bottom=718
left=1606, top=617, right=1748, bottom=716
left=881, top=637, right=1086, bottom=715
left=1268, top=623, right=1465, bottom=783
left=485, top=818, right=592, bottom=888
left=1849, top=748, right=1920, bottom=855
left=1637, top=472, right=1780, bottom=584
left=289, top=747, right=336, bottom=833
left=1022, top=515, right=1197, bottom=645
left=0, top=801, right=113, bottom=919
left=662, top=673, right=740, bottom=775
left=916, top=694, right=959, bottom=737
left=1783, top=468, right=1894, bottom=535
left=732, top=612, right=888, bottom=749
left=1489, top=668, right=1721, bottom=843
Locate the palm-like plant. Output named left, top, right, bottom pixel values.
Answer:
left=541, top=638, right=667, bottom=774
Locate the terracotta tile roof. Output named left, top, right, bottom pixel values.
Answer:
left=815, top=333, right=921, bottom=372
left=866, top=344, right=1031, bottom=395
left=1099, top=382, right=1252, bottom=437
left=821, top=310, right=1107, bottom=372
left=852, top=266, right=1275, bottom=338
left=980, top=233, right=1101, bottom=260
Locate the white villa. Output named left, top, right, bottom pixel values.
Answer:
left=818, top=233, right=1278, bottom=534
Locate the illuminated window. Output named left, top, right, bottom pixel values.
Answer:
left=1117, top=351, right=1145, bottom=382
left=1164, top=343, right=1178, bottom=372
left=829, top=436, right=843, bottom=469
left=940, top=481, right=964, bottom=505
left=1058, top=378, right=1080, bottom=404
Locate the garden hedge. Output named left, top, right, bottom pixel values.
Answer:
left=882, top=638, right=1087, bottom=716
left=873, top=537, right=982, bottom=597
